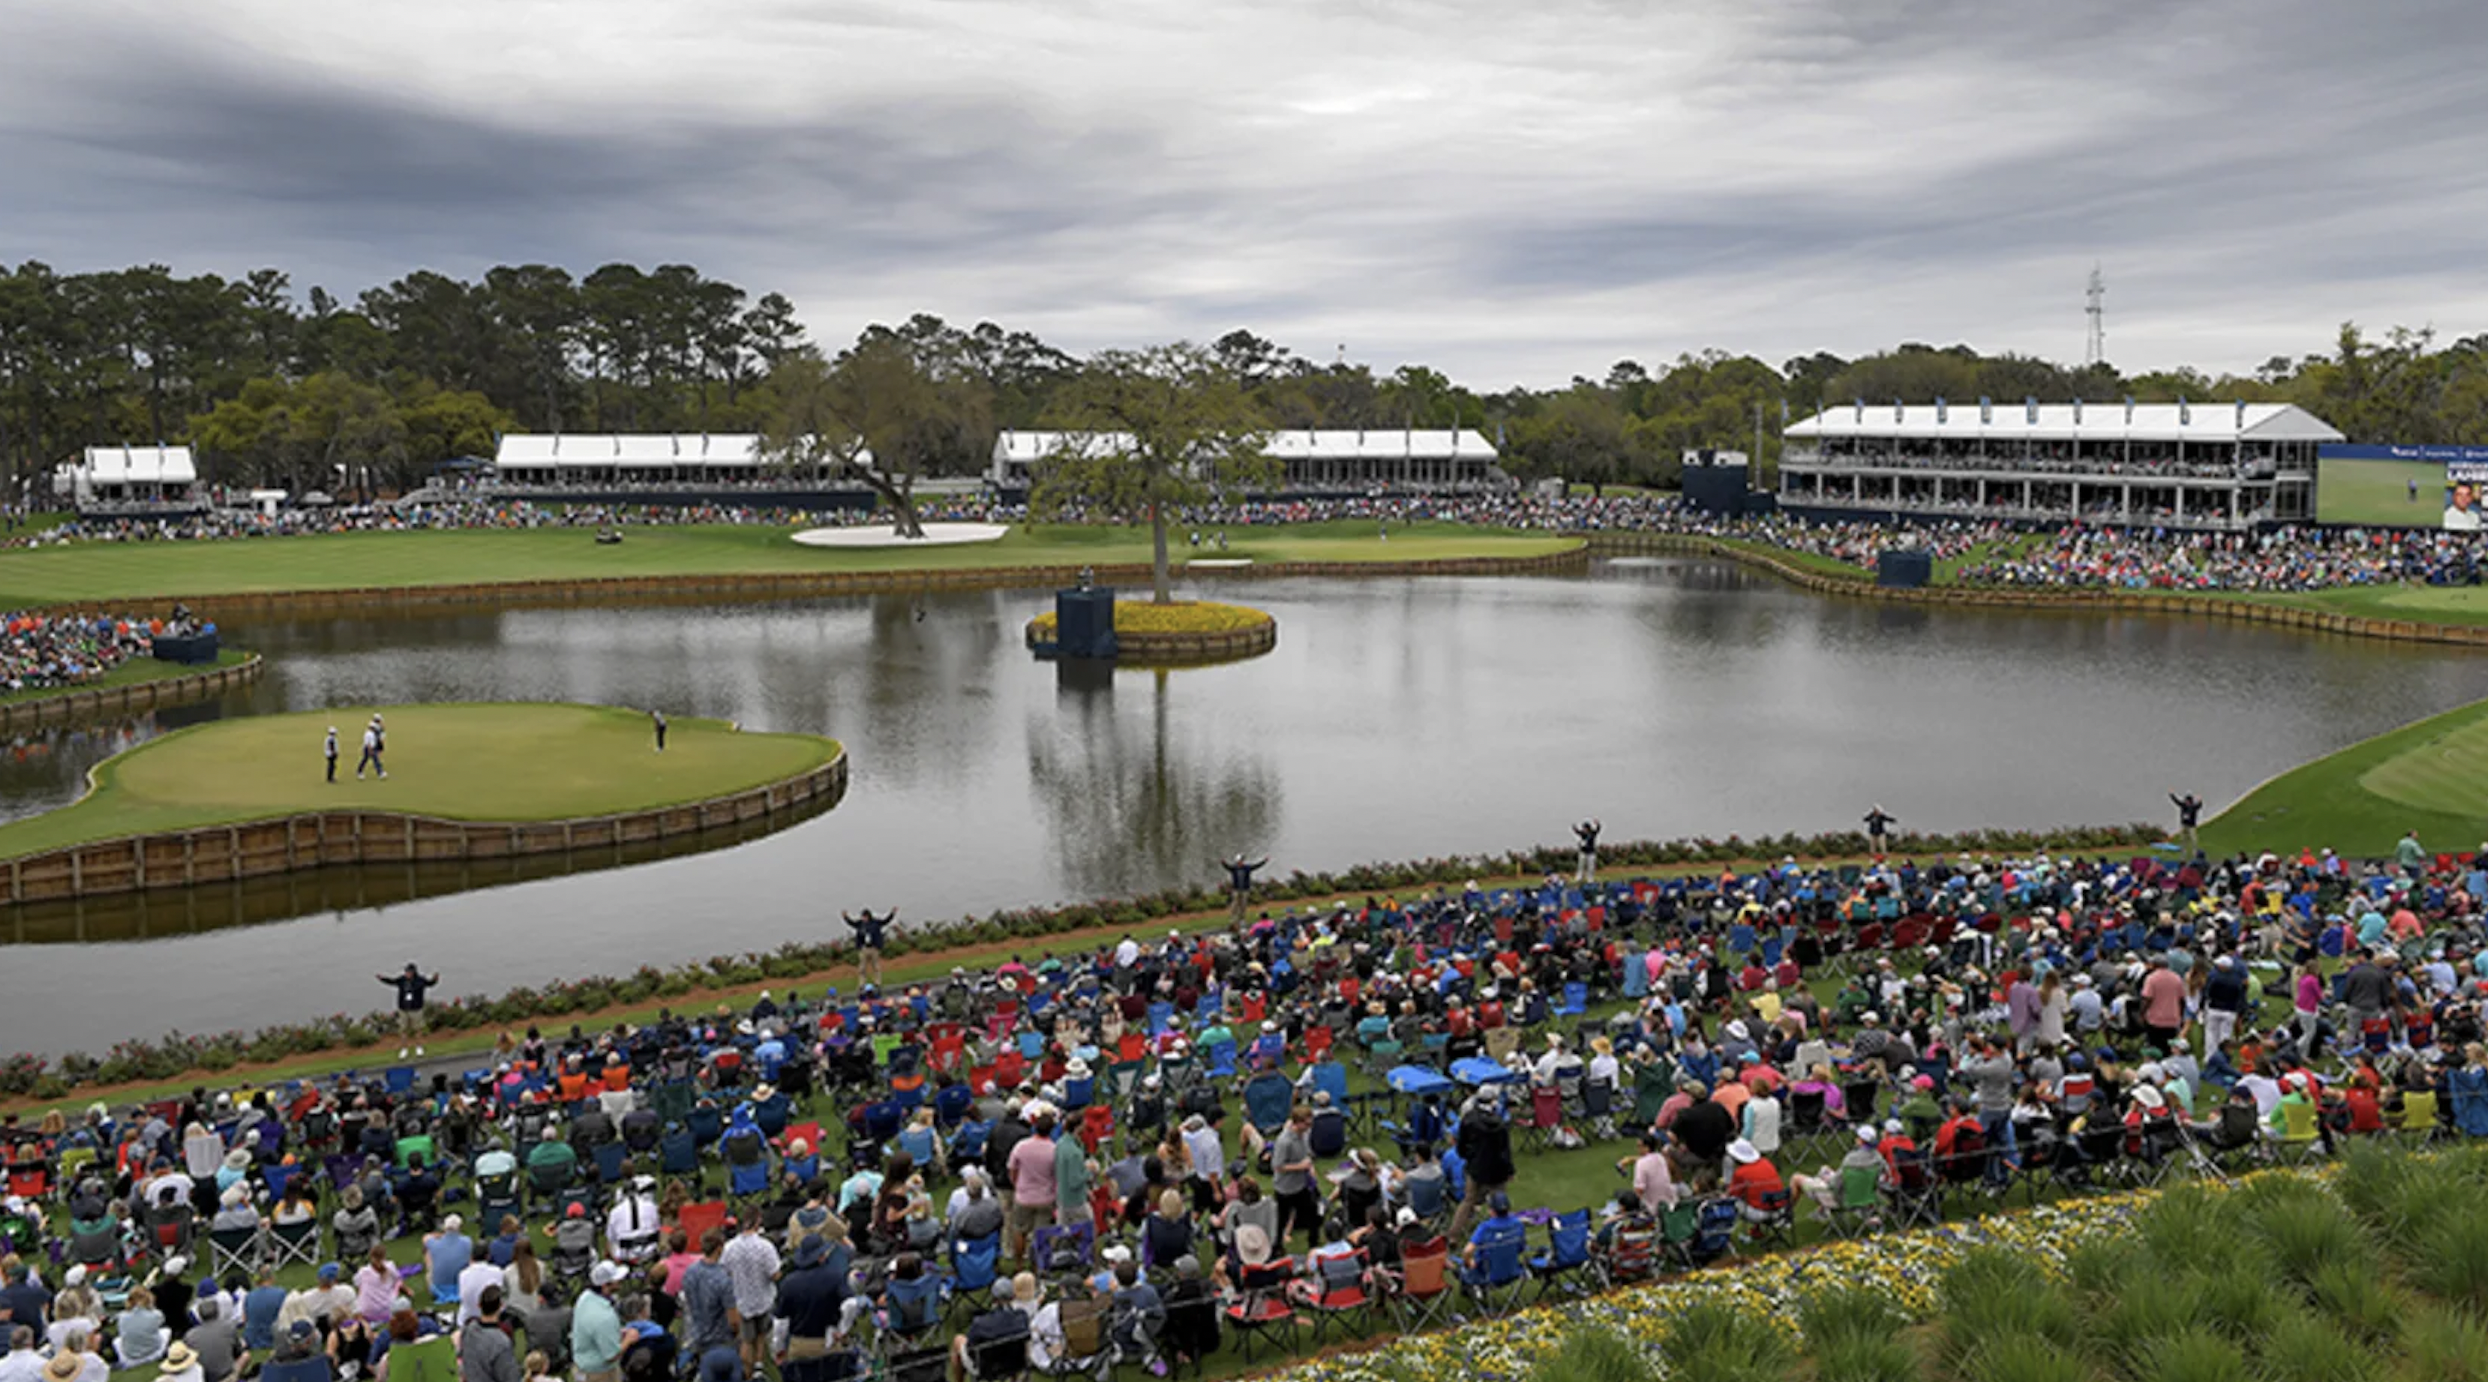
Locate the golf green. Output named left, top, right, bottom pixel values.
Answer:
left=2200, top=693, right=2488, bottom=858
left=0, top=702, right=842, bottom=860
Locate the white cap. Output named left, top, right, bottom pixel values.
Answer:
left=589, top=1261, right=627, bottom=1287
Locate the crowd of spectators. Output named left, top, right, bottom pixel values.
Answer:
left=0, top=615, right=156, bottom=696
left=6, top=834, right=2488, bottom=1380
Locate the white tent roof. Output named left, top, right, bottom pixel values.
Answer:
left=78, top=445, right=196, bottom=485
left=1784, top=402, right=2341, bottom=445
left=994, top=428, right=1495, bottom=462
left=496, top=433, right=770, bottom=468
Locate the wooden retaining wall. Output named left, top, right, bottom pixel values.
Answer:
left=1584, top=533, right=2488, bottom=648
left=0, top=749, right=846, bottom=905
left=0, top=655, right=264, bottom=734
left=90, top=546, right=1591, bottom=622
left=1023, top=613, right=1281, bottom=665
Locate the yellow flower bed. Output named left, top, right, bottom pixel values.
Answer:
left=1028, top=599, right=1271, bottom=638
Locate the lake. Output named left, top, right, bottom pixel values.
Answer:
left=4, top=557, right=2481, bottom=1053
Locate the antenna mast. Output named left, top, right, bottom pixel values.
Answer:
left=2085, top=265, right=2107, bottom=367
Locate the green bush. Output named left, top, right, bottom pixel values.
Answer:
left=2143, top=1326, right=2252, bottom=1382
left=1666, top=1303, right=1795, bottom=1382
left=1940, top=1248, right=2083, bottom=1365
left=2398, top=1302, right=2488, bottom=1382
left=1957, top=1331, right=2087, bottom=1382
left=1521, top=1326, right=1659, bottom=1382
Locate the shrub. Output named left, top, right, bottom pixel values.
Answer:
left=1957, top=1331, right=2087, bottom=1382
left=1940, top=1249, right=2082, bottom=1365
left=1666, top=1303, right=1794, bottom=1382
left=2258, top=1313, right=2379, bottom=1382
left=1799, top=1285, right=1909, bottom=1353
left=2399, top=1302, right=2488, bottom=1382
left=2144, top=1326, right=2253, bottom=1382
left=1521, top=1326, right=1659, bottom=1382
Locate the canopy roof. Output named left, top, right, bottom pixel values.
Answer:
left=994, top=428, right=1496, bottom=463
left=1785, top=402, right=2342, bottom=445
left=77, top=445, right=196, bottom=485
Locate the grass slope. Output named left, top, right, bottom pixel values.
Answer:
left=0, top=702, right=840, bottom=859
left=0, top=521, right=1578, bottom=605
left=2200, top=693, right=2488, bottom=858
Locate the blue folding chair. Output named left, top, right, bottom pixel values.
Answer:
left=1551, top=983, right=1587, bottom=1019
left=659, top=1128, right=699, bottom=1179
left=945, top=1232, right=1000, bottom=1318
left=1060, top=1077, right=1094, bottom=1113
left=384, top=1066, right=417, bottom=1096
left=933, top=1083, right=974, bottom=1130
left=1459, top=1221, right=1530, bottom=1316
left=1305, top=1061, right=1350, bottom=1111
left=1529, top=1209, right=1592, bottom=1300
left=1204, top=1041, right=1239, bottom=1080
left=1243, top=1073, right=1295, bottom=1135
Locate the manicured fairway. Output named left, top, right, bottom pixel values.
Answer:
left=0, top=702, right=841, bottom=859
left=0, top=521, right=1579, bottom=605
left=2200, top=693, right=2488, bottom=858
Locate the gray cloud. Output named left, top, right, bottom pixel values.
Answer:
left=2, top=0, right=2485, bottom=383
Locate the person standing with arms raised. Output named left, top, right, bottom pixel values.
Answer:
left=1573, top=819, right=1602, bottom=882
left=1222, top=854, right=1267, bottom=926
left=2170, top=791, right=2203, bottom=854
left=1861, top=805, right=1897, bottom=859
left=844, top=908, right=894, bottom=988
left=380, top=962, right=439, bottom=1059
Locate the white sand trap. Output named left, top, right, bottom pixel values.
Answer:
left=1186, top=558, right=1255, bottom=569
left=791, top=522, right=1011, bottom=549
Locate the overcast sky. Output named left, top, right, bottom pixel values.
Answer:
left=5, top=0, right=2485, bottom=387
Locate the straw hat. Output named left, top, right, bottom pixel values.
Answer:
left=164, top=1344, right=198, bottom=1372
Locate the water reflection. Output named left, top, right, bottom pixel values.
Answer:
left=1027, top=666, right=1281, bottom=898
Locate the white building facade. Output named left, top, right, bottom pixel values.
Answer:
left=990, top=428, right=1503, bottom=494
left=1780, top=401, right=2342, bottom=530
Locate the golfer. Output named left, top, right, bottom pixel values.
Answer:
left=844, top=908, right=894, bottom=987
left=380, top=961, right=439, bottom=1058
left=357, top=716, right=387, bottom=780
left=1223, top=854, right=1268, bottom=925
left=324, top=726, right=338, bottom=783
left=652, top=710, right=667, bottom=752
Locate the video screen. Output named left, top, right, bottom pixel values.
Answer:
left=2317, top=453, right=2488, bottom=530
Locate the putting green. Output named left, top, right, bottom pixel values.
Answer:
left=0, top=702, right=841, bottom=860
left=2358, top=713, right=2488, bottom=818
left=2200, top=693, right=2488, bottom=859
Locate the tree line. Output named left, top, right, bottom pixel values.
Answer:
left=4, top=258, right=2485, bottom=496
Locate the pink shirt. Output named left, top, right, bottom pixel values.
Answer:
left=2142, top=969, right=2187, bottom=1028
left=1007, top=1133, right=1058, bottom=1208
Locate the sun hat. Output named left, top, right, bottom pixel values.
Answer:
left=163, top=1345, right=198, bottom=1373
left=223, top=1148, right=250, bottom=1171
left=1882, top=1119, right=1903, bottom=1135
left=792, top=1237, right=827, bottom=1269
left=1857, top=1125, right=1879, bottom=1144
left=1728, top=1139, right=1761, bottom=1164
left=1236, top=1223, right=1273, bottom=1266
left=589, top=1261, right=627, bottom=1287
left=2133, top=1086, right=2166, bottom=1110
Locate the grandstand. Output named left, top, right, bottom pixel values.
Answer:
left=493, top=433, right=808, bottom=486
left=51, top=444, right=204, bottom=516
left=1780, top=401, right=2342, bottom=530
left=991, top=427, right=1506, bottom=496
